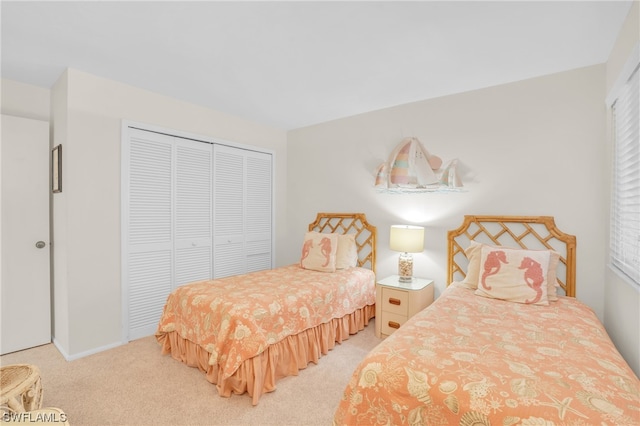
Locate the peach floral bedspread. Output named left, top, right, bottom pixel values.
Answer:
left=156, top=264, right=375, bottom=380
left=334, top=283, right=640, bottom=425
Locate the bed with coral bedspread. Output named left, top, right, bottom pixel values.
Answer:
left=334, top=215, right=640, bottom=425
left=156, top=212, right=377, bottom=405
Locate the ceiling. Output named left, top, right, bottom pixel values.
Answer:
left=1, top=1, right=633, bottom=130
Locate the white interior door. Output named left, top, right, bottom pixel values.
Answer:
left=1, top=114, right=51, bottom=355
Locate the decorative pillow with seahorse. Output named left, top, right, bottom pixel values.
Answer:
left=300, top=231, right=338, bottom=272
left=474, top=245, right=550, bottom=305
left=462, top=241, right=562, bottom=301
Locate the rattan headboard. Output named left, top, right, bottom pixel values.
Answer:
left=309, top=212, right=377, bottom=273
left=447, top=215, right=576, bottom=297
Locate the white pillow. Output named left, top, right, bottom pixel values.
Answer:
left=300, top=231, right=338, bottom=272
left=336, top=234, right=358, bottom=269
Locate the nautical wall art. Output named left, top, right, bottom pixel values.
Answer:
left=374, top=137, right=463, bottom=193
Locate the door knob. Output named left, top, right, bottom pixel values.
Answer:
left=35, top=241, right=46, bottom=249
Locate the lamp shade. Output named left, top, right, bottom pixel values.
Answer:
left=390, top=225, right=425, bottom=253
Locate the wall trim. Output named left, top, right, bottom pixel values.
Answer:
left=52, top=337, right=123, bottom=361
left=121, top=120, right=276, bottom=155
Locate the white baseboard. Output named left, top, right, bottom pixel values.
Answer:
left=52, top=337, right=124, bottom=361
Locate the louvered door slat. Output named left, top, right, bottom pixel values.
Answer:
left=129, top=137, right=172, bottom=245
left=213, top=241, right=244, bottom=279
left=176, top=246, right=212, bottom=286
left=245, top=151, right=273, bottom=272
left=175, top=139, right=212, bottom=286
left=213, top=145, right=245, bottom=276
left=213, top=147, right=244, bottom=236
left=128, top=251, right=172, bottom=339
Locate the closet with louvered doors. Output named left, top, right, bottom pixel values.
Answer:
left=122, top=126, right=273, bottom=341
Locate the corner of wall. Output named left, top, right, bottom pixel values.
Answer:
left=602, top=0, right=640, bottom=379
left=50, top=70, right=70, bottom=355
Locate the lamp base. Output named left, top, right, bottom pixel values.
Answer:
left=398, top=252, right=413, bottom=283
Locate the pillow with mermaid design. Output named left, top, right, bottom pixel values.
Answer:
left=474, top=245, right=550, bottom=305
left=300, top=231, right=338, bottom=272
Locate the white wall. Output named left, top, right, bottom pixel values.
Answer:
left=603, top=1, right=640, bottom=377
left=288, top=53, right=640, bottom=376
left=1, top=79, right=50, bottom=121
left=287, top=65, right=607, bottom=316
left=50, top=73, right=70, bottom=354
left=49, top=69, right=287, bottom=358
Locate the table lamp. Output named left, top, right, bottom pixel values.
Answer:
left=390, top=225, right=425, bottom=282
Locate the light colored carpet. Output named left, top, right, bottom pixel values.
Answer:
left=0, top=319, right=380, bottom=426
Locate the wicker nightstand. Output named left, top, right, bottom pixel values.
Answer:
left=375, top=275, right=434, bottom=338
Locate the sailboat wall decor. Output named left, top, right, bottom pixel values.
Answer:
left=375, top=137, right=464, bottom=193
left=439, top=158, right=463, bottom=188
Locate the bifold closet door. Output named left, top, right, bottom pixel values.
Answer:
left=213, top=145, right=272, bottom=278
left=174, top=138, right=213, bottom=286
left=124, top=127, right=271, bottom=340
left=245, top=150, right=273, bottom=272
left=124, top=128, right=213, bottom=340
left=125, top=129, right=174, bottom=340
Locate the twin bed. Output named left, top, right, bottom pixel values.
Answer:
left=156, top=213, right=639, bottom=423
left=156, top=212, right=377, bottom=405
left=334, top=215, right=639, bottom=425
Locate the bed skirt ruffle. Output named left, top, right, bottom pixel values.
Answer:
left=156, top=304, right=375, bottom=405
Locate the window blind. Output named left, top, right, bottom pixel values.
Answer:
left=611, top=62, right=639, bottom=286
